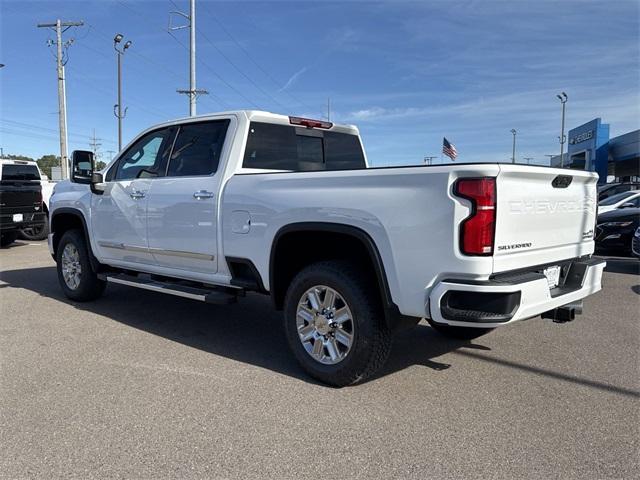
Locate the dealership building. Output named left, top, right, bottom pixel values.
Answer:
left=550, top=118, right=639, bottom=183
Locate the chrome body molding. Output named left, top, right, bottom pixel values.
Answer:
left=98, top=241, right=215, bottom=261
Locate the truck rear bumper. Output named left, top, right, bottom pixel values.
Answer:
left=428, top=257, right=606, bottom=328
left=0, top=212, right=46, bottom=232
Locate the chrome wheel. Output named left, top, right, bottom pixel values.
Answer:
left=61, top=243, right=81, bottom=290
left=296, top=285, right=354, bottom=365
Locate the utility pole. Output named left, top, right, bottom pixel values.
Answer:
left=523, top=156, right=533, bottom=165
left=327, top=97, right=331, bottom=121
left=37, top=19, right=83, bottom=179
left=89, top=129, right=102, bottom=159
left=171, top=0, right=208, bottom=116
left=424, top=156, right=437, bottom=165
left=106, top=150, right=116, bottom=162
left=510, top=129, right=517, bottom=163
left=545, top=154, right=555, bottom=166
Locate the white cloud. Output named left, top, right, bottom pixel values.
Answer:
left=279, top=66, right=308, bottom=92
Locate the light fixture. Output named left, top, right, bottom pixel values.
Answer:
left=114, top=33, right=123, bottom=43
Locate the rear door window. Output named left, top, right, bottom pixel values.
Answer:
left=324, top=131, right=366, bottom=170
left=242, top=122, right=365, bottom=171
left=166, top=120, right=230, bottom=177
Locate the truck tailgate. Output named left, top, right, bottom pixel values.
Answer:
left=0, top=181, right=42, bottom=212
left=493, top=165, right=598, bottom=272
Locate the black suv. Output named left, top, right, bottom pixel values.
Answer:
left=0, top=160, right=46, bottom=247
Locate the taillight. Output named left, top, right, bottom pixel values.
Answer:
left=454, top=177, right=496, bottom=256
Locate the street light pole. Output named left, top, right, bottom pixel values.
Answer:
left=557, top=92, right=568, bottom=167
left=510, top=129, right=517, bottom=163
left=523, top=157, right=533, bottom=165
left=114, top=34, right=131, bottom=151
left=424, top=156, right=437, bottom=165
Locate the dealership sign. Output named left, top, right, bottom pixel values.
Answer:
left=569, top=130, right=593, bottom=145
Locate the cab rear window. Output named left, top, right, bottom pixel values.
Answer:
left=1, top=164, right=41, bottom=181
left=243, top=122, right=365, bottom=171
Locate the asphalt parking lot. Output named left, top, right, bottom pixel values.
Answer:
left=1, top=240, right=638, bottom=479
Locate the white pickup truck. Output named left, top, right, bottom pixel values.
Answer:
left=49, top=110, right=605, bottom=386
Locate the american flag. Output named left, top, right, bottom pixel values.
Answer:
left=442, top=137, right=458, bottom=160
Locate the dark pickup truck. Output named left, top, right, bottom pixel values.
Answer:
left=0, top=160, right=46, bottom=247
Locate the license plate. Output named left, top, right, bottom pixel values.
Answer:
left=543, top=265, right=561, bottom=289
left=12, top=213, right=23, bottom=222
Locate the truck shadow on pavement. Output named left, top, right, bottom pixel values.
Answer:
left=0, top=265, right=473, bottom=386
left=2, top=265, right=639, bottom=395
left=599, top=255, right=640, bottom=275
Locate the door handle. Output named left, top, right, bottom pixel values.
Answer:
left=129, top=190, right=145, bottom=199
left=193, top=190, right=214, bottom=200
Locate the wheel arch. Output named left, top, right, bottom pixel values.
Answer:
left=50, top=208, right=101, bottom=272
left=269, top=222, right=408, bottom=329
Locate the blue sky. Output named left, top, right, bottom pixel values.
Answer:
left=1, top=0, right=638, bottom=166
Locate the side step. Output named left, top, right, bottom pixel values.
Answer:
left=98, top=273, right=239, bottom=304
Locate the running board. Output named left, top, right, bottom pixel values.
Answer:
left=99, top=273, right=238, bottom=304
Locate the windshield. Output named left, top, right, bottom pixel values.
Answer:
left=599, top=190, right=638, bottom=206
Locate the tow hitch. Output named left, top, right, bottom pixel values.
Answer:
left=541, top=301, right=583, bottom=323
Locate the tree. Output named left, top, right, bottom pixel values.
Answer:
left=36, top=155, right=60, bottom=179
left=4, top=154, right=34, bottom=162
left=95, top=160, right=107, bottom=171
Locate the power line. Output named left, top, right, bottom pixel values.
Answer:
left=82, top=22, right=229, bottom=110
left=118, top=0, right=258, bottom=109
left=1, top=127, right=90, bottom=147
left=81, top=23, right=227, bottom=110
left=64, top=63, right=173, bottom=120
left=198, top=1, right=317, bottom=114
left=192, top=18, right=288, bottom=110
left=1, top=119, right=118, bottom=145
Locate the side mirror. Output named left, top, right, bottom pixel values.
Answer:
left=620, top=202, right=635, bottom=209
left=71, top=150, right=94, bottom=184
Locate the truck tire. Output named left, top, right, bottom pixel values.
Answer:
left=19, top=216, right=49, bottom=241
left=56, top=229, right=106, bottom=302
left=0, top=231, right=18, bottom=247
left=283, top=260, right=392, bottom=387
left=427, top=319, right=494, bottom=340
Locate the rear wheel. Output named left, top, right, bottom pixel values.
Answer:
left=0, top=231, right=18, bottom=247
left=283, top=260, right=392, bottom=387
left=427, top=319, right=494, bottom=340
left=19, top=216, right=49, bottom=241
left=56, top=229, right=106, bottom=301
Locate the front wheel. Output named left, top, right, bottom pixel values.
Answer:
left=283, top=260, right=392, bottom=387
left=56, top=229, right=106, bottom=301
left=427, top=319, right=494, bottom=340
